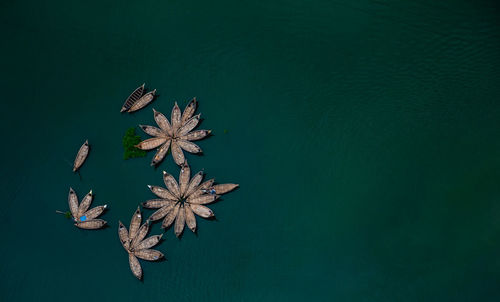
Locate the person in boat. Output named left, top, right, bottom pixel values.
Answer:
left=202, top=188, right=217, bottom=195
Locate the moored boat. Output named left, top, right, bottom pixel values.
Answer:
left=120, top=84, right=145, bottom=113
left=73, top=140, right=89, bottom=172
left=128, top=89, right=157, bottom=113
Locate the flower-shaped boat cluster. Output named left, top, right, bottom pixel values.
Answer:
left=136, top=98, right=211, bottom=166
left=68, top=188, right=107, bottom=229
left=142, top=161, right=239, bottom=237
left=119, top=207, right=164, bottom=280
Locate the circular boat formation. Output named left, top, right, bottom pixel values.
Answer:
left=60, top=84, right=239, bottom=280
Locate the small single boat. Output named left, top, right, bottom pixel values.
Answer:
left=134, top=249, right=163, bottom=261
left=75, top=219, right=107, bottom=229
left=129, top=253, right=143, bottom=280
left=128, top=89, right=157, bottom=113
left=73, top=140, right=89, bottom=172
left=120, top=84, right=145, bottom=113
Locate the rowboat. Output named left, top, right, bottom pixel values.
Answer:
left=128, top=89, right=157, bottom=113
left=119, top=208, right=164, bottom=280
left=120, top=84, right=145, bottom=113
left=75, top=219, right=107, bottom=229
left=67, top=187, right=107, bottom=229
left=73, top=140, right=89, bottom=172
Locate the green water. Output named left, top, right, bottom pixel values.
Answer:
left=1, top=0, right=500, bottom=301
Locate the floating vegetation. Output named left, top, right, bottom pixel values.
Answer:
left=55, top=210, right=73, bottom=219
left=136, top=98, right=211, bottom=166
left=142, top=161, right=239, bottom=237
left=123, top=127, right=147, bottom=160
left=67, top=188, right=107, bottom=229
left=119, top=207, right=164, bottom=280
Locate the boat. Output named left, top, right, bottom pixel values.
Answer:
left=73, top=140, right=89, bottom=172
left=119, top=208, right=164, bottom=280
left=67, top=187, right=107, bottom=229
left=128, top=89, right=157, bottom=113
left=75, top=219, right=107, bottom=229
left=120, top=84, right=145, bottom=113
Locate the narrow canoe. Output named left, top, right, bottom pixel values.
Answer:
left=118, top=221, right=130, bottom=250
left=73, top=140, right=89, bottom=172
left=128, top=89, right=157, bottom=113
left=174, top=204, right=186, bottom=237
left=77, top=190, right=93, bottom=217
left=82, top=205, right=107, bottom=220
left=75, top=219, right=107, bottom=229
left=129, top=253, right=143, bottom=280
left=181, top=97, right=197, bottom=124
left=131, top=221, right=150, bottom=250
left=134, top=234, right=162, bottom=250
left=68, top=187, right=79, bottom=218
left=189, top=204, right=214, bottom=218
left=120, top=84, right=145, bottom=113
left=129, top=207, right=142, bottom=241
left=147, top=185, right=177, bottom=201
left=184, top=205, right=197, bottom=232
left=211, top=183, right=240, bottom=194
left=134, top=249, right=164, bottom=261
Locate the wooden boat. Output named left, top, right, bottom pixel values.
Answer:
left=120, top=208, right=164, bottom=280
left=82, top=205, right=107, bottom=220
left=174, top=204, right=186, bottom=237
left=184, top=205, right=197, bottom=232
left=189, top=204, right=214, bottom=218
left=75, top=219, right=107, bottom=229
left=187, top=194, right=219, bottom=205
left=134, top=249, right=163, bottom=261
left=184, top=172, right=204, bottom=197
left=211, top=183, right=239, bottom=194
left=120, top=84, right=145, bottom=113
left=139, top=124, right=164, bottom=137
left=128, top=89, right=157, bottom=113
left=147, top=185, right=177, bottom=200
left=130, top=221, right=150, bottom=250
left=68, top=187, right=79, bottom=218
left=179, top=161, right=190, bottom=196
left=151, top=140, right=171, bottom=167
left=181, top=129, right=211, bottom=141
left=171, top=102, right=182, bottom=132
left=129, top=253, right=143, bottom=280
left=73, top=140, right=89, bottom=172
left=137, top=105, right=211, bottom=166
left=128, top=207, right=142, bottom=241
left=135, top=137, right=167, bottom=150
left=77, top=190, right=93, bottom=217
left=181, top=97, right=197, bottom=124
left=141, top=162, right=238, bottom=237
left=170, top=141, right=185, bottom=166
left=153, top=109, right=173, bottom=136
left=134, top=234, right=162, bottom=250
left=177, top=114, right=201, bottom=137
left=176, top=139, right=202, bottom=154
left=67, top=187, right=107, bottom=229
left=149, top=203, right=176, bottom=222
left=161, top=203, right=180, bottom=229
left=118, top=221, right=130, bottom=250
left=142, top=198, right=174, bottom=209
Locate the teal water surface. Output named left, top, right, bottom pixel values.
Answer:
left=1, top=0, right=500, bottom=301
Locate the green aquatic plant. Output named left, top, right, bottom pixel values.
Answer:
left=55, top=210, right=73, bottom=219
left=123, top=127, right=147, bottom=160
left=224, top=129, right=228, bottom=134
